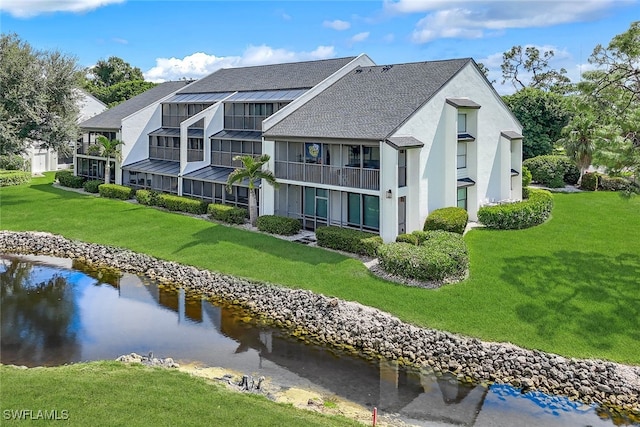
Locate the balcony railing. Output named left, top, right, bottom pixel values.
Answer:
left=275, top=161, right=379, bottom=190
left=149, top=146, right=180, bottom=161
left=211, top=151, right=245, bottom=168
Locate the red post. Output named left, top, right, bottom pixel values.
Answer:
left=372, top=407, right=377, bottom=426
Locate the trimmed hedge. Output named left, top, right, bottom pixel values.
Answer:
left=599, top=175, right=637, bottom=192
left=0, top=154, right=26, bottom=171
left=396, top=233, right=419, bottom=245
left=208, top=203, right=247, bottom=225
left=423, top=207, right=468, bottom=234
left=55, top=170, right=84, bottom=188
left=83, top=179, right=103, bottom=194
left=522, top=165, right=532, bottom=188
left=523, top=155, right=580, bottom=188
left=256, top=215, right=301, bottom=236
left=98, top=184, right=135, bottom=200
left=315, top=226, right=383, bottom=257
left=477, top=188, right=553, bottom=229
left=378, top=231, right=469, bottom=282
left=0, top=170, right=31, bottom=186
left=156, top=194, right=209, bottom=215
left=580, top=172, right=598, bottom=191
left=135, top=189, right=159, bottom=206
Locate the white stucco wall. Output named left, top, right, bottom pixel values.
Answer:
left=393, top=62, right=522, bottom=228
left=77, top=91, right=107, bottom=122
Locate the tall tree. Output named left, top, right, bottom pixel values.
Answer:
left=503, top=87, right=572, bottom=159
left=579, top=21, right=640, bottom=178
left=0, top=33, right=81, bottom=156
left=226, top=155, right=278, bottom=227
left=558, top=110, right=600, bottom=185
left=83, top=56, right=155, bottom=107
left=501, top=45, right=572, bottom=94
left=96, top=135, right=123, bottom=184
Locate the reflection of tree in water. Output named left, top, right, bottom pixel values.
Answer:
left=1, top=258, right=81, bottom=366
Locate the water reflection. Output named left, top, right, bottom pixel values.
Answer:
left=1, top=254, right=637, bottom=427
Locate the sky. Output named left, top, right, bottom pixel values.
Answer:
left=1, top=0, right=638, bottom=94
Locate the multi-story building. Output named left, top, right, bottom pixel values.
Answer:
left=77, top=55, right=522, bottom=242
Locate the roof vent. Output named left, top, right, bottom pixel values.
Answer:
left=381, top=65, right=394, bottom=73
left=355, top=69, right=362, bottom=74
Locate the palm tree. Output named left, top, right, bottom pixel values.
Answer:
left=559, top=114, right=598, bottom=186
left=226, top=154, right=278, bottom=227
left=96, top=135, right=123, bottom=184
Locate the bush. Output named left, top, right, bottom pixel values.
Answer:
left=83, top=179, right=103, bottom=194
left=98, top=183, right=134, bottom=200
left=0, top=170, right=30, bottom=186
left=477, top=188, right=553, bottom=229
left=315, top=226, right=383, bottom=257
left=378, top=231, right=468, bottom=282
left=55, top=170, right=84, bottom=188
left=523, top=155, right=580, bottom=187
left=423, top=207, right=468, bottom=235
left=256, top=215, right=301, bottom=236
left=0, top=154, right=26, bottom=171
left=135, top=189, right=159, bottom=206
left=208, top=203, right=247, bottom=224
left=599, top=175, right=636, bottom=192
left=156, top=194, right=208, bottom=214
left=580, top=172, right=598, bottom=191
left=522, top=165, right=532, bottom=188
left=396, top=233, right=418, bottom=245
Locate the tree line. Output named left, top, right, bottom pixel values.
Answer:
left=1, top=22, right=638, bottom=181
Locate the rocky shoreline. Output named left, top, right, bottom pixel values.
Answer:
left=1, top=230, right=638, bottom=416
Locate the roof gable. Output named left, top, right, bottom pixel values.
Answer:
left=177, top=57, right=356, bottom=94
left=264, top=58, right=472, bottom=140
left=80, top=81, right=189, bottom=130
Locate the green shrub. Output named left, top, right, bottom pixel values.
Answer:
left=0, top=154, right=26, bottom=171
left=98, top=183, right=134, bottom=200
left=581, top=172, right=598, bottom=191
left=156, top=194, right=208, bottom=214
left=378, top=231, right=468, bottom=282
left=0, top=170, right=31, bottom=186
left=477, top=188, right=553, bottom=229
left=599, top=175, right=636, bottom=192
left=208, top=203, right=247, bottom=224
left=522, top=165, right=532, bottom=188
left=423, top=207, right=468, bottom=234
left=315, top=226, right=382, bottom=257
left=83, top=179, right=103, bottom=194
left=411, top=230, right=431, bottom=245
left=396, top=233, right=418, bottom=245
left=135, top=189, right=159, bottom=206
left=523, top=155, right=580, bottom=187
left=55, top=170, right=84, bottom=188
left=256, top=215, right=301, bottom=236
left=522, top=186, right=531, bottom=199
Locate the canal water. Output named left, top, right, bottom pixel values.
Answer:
left=1, top=254, right=637, bottom=427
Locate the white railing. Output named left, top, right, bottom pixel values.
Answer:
left=274, top=161, right=379, bottom=190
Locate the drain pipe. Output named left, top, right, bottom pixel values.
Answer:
left=372, top=407, right=377, bottom=426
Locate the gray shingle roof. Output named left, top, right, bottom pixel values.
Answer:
left=80, top=81, right=189, bottom=130
left=177, top=57, right=356, bottom=94
left=264, top=58, right=472, bottom=140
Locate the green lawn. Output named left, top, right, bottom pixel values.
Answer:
left=1, top=173, right=639, bottom=364
left=0, top=362, right=359, bottom=427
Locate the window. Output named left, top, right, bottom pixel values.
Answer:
left=458, top=113, right=467, bottom=133
left=457, top=143, right=467, bottom=169
left=347, top=193, right=380, bottom=230
left=398, top=150, right=407, bottom=187
left=223, top=102, right=278, bottom=131
left=457, top=187, right=467, bottom=210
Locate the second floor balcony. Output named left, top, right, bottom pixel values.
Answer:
left=275, top=161, right=379, bottom=190
left=149, top=146, right=180, bottom=162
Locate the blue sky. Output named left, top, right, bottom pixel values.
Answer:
left=1, top=0, right=638, bottom=94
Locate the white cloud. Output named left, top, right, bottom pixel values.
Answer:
left=350, top=32, right=370, bottom=44
left=383, top=33, right=395, bottom=43
left=112, top=38, right=128, bottom=45
left=0, top=0, right=125, bottom=18
left=384, top=0, right=631, bottom=43
left=323, top=19, right=351, bottom=30
left=144, top=45, right=337, bottom=82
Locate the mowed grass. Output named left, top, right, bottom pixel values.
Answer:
left=1, top=173, right=639, bottom=364
left=0, top=362, right=359, bottom=427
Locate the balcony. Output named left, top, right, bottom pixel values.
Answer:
left=149, top=146, right=180, bottom=162
left=187, top=149, right=204, bottom=162
left=275, top=161, right=379, bottom=190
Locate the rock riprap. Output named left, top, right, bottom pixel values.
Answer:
left=1, top=231, right=638, bottom=415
